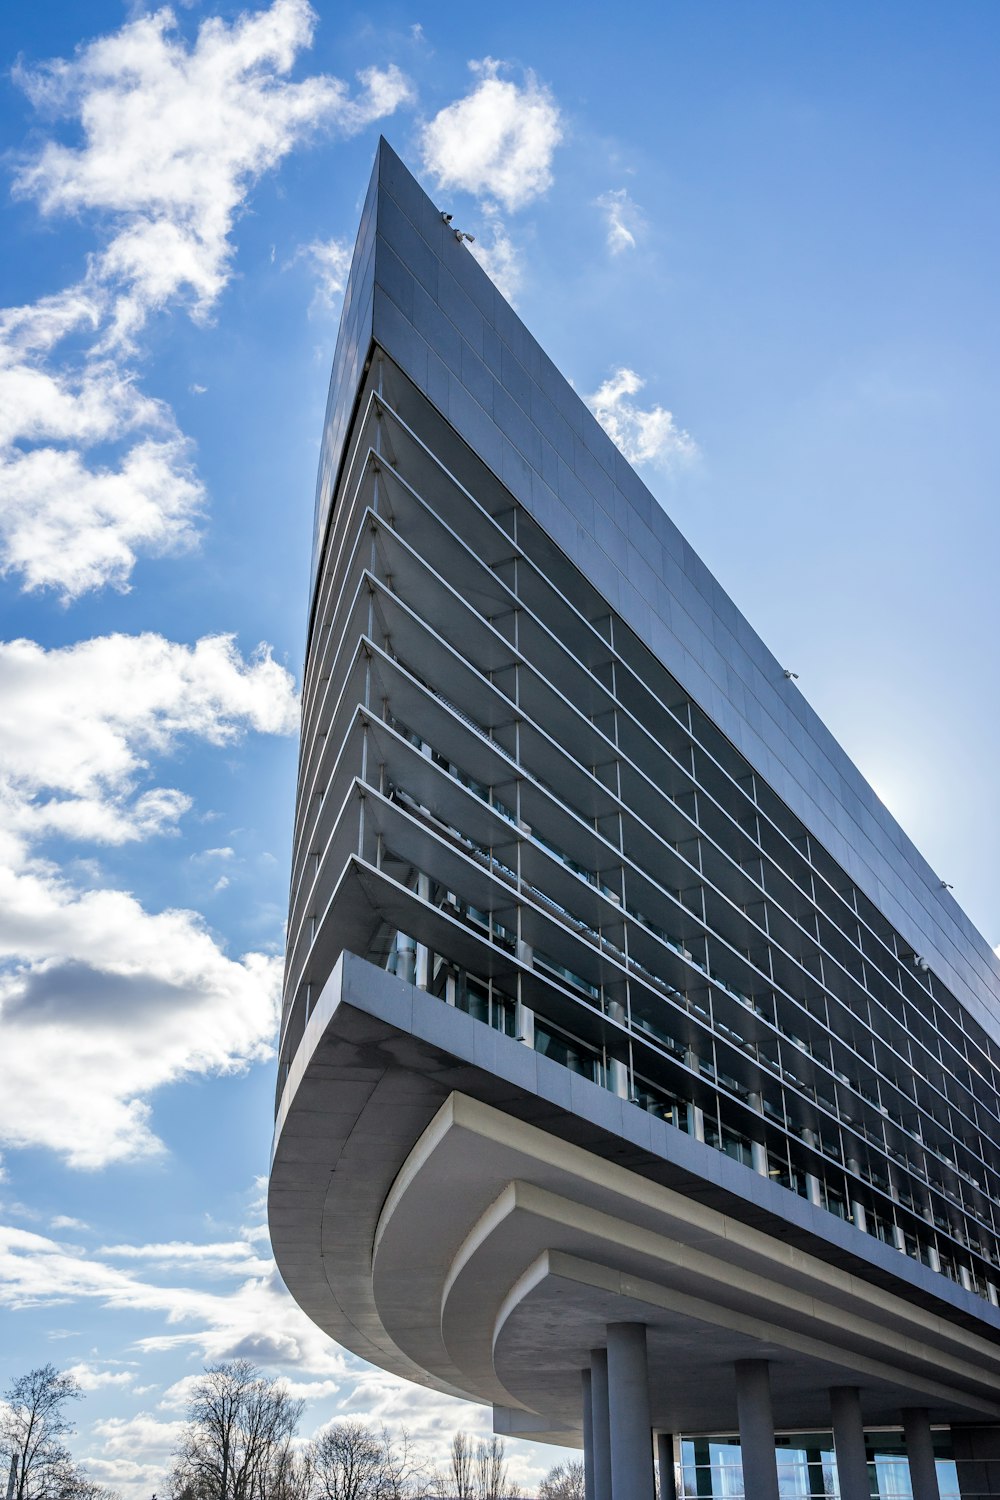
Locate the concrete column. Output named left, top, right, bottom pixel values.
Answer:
left=582, top=1370, right=595, bottom=1500
left=607, top=1324, right=654, bottom=1500
left=747, top=1095, right=768, bottom=1176
left=903, top=1408, right=941, bottom=1500
left=687, top=1102, right=706, bottom=1142
left=684, top=1052, right=705, bottom=1141
left=608, top=1057, right=630, bottom=1099
left=845, top=1158, right=867, bottom=1232
left=656, top=1433, right=677, bottom=1500
left=591, top=1349, right=612, bottom=1500
left=415, top=873, right=431, bottom=989
left=735, top=1359, right=780, bottom=1500
left=394, top=931, right=416, bottom=984
left=830, top=1386, right=869, bottom=1500
left=798, top=1130, right=823, bottom=1206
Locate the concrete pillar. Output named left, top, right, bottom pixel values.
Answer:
left=903, top=1408, right=941, bottom=1500
left=608, top=1057, right=630, bottom=1099
left=830, top=1386, right=870, bottom=1500
left=735, top=1359, right=780, bottom=1500
left=582, top=1370, right=595, bottom=1500
left=394, top=931, right=416, bottom=985
left=591, top=1349, right=612, bottom=1500
left=687, top=1102, right=706, bottom=1142
left=415, top=874, right=431, bottom=989
left=747, top=1095, right=768, bottom=1177
left=607, top=1324, right=654, bottom=1500
left=656, top=1433, right=677, bottom=1500
left=800, top=1129, right=824, bottom=1206
left=684, top=1051, right=706, bottom=1141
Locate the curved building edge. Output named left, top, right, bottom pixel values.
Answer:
left=270, top=952, right=1000, bottom=1437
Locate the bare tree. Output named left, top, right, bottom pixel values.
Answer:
left=473, top=1440, right=509, bottom=1500
left=265, top=1444, right=311, bottom=1500
left=308, top=1421, right=401, bottom=1500
left=538, top=1463, right=584, bottom=1500
left=0, top=1367, right=83, bottom=1500
left=314, top=1425, right=430, bottom=1500
left=377, top=1430, right=426, bottom=1500
left=169, top=1361, right=304, bottom=1500
left=446, top=1437, right=473, bottom=1500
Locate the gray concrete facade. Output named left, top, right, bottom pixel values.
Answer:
left=271, top=140, right=1000, bottom=1500
left=313, top=140, right=1000, bottom=1040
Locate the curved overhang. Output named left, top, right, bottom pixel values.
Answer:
left=269, top=951, right=1000, bottom=1440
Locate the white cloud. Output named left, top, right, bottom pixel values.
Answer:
left=65, top=1361, right=136, bottom=1391
left=596, top=187, right=641, bottom=255
left=420, top=59, right=562, bottom=213
left=0, top=327, right=159, bottom=452
left=51, top=1215, right=90, bottom=1231
left=296, top=237, right=352, bottom=313
left=0, top=437, right=203, bottom=600
left=85, top=1434, right=180, bottom=1494
left=98, top=1239, right=272, bottom=1277
left=0, top=632, right=298, bottom=854
left=0, top=632, right=298, bottom=1167
left=0, top=1223, right=350, bottom=1373
left=468, top=209, right=522, bottom=304
left=2, top=1, right=414, bottom=596
left=586, top=367, right=699, bottom=470
left=88, top=1409, right=187, bottom=1493
left=14, top=2, right=413, bottom=333
left=0, top=292, right=202, bottom=599
left=0, top=872, right=284, bottom=1167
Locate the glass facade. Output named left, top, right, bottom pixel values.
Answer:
left=676, top=1434, right=959, bottom=1500
left=281, top=344, right=1000, bottom=1312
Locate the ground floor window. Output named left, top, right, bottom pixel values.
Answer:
left=677, top=1432, right=958, bottom=1500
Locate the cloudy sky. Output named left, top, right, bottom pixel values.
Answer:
left=1, top=0, right=999, bottom=1492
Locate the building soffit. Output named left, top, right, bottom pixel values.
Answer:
left=268, top=953, right=1000, bottom=1438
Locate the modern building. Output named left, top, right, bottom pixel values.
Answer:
left=268, top=141, right=1000, bottom=1500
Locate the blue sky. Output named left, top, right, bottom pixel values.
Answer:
left=1, top=0, right=998, bottom=1492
